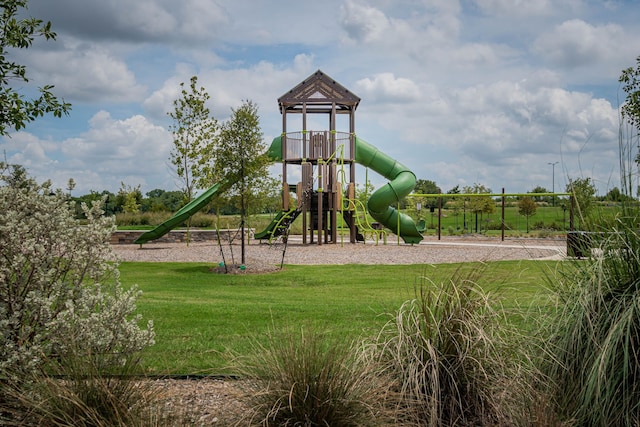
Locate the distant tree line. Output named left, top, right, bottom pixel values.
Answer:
left=70, top=185, right=281, bottom=219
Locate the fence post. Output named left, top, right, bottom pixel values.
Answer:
left=501, top=188, right=505, bottom=241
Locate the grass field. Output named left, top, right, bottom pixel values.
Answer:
left=120, top=260, right=564, bottom=375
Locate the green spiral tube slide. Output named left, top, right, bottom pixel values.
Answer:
left=354, top=137, right=423, bottom=244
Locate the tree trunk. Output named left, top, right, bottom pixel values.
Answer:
left=241, top=193, right=246, bottom=265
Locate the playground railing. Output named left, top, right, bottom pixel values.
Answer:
left=282, top=131, right=354, bottom=161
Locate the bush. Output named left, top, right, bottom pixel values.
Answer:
left=543, top=209, right=640, bottom=425
left=0, top=351, right=167, bottom=427
left=0, top=171, right=154, bottom=381
left=189, top=212, right=216, bottom=228
left=115, top=211, right=170, bottom=227
left=239, top=325, right=384, bottom=426
left=372, top=271, right=535, bottom=426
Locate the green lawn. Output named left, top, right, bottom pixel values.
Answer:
left=120, top=260, right=564, bottom=375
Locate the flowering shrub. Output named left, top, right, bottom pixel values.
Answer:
left=0, top=170, right=154, bottom=378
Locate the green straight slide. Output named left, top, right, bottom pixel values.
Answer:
left=133, top=183, right=221, bottom=245
left=265, top=136, right=423, bottom=244
left=254, top=209, right=294, bottom=240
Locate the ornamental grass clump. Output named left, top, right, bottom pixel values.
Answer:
left=0, top=349, right=169, bottom=427
left=239, top=325, right=386, bottom=426
left=373, top=271, right=535, bottom=426
left=544, top=211, right=640, bottom=426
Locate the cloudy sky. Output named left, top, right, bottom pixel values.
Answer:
left=2, top=0, right=640, bottom=197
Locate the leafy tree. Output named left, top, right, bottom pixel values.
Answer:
left=251, top=174, right=281, bottom=215
left=0, top=161, right=27, bottom=187
left=619, top=56, right=640, bottom=196
left=529, top=186, right=550, bottom=203
left=142, top=188, right=184, bottom=212
left=0, top=0, right=71, bottom=135
left=66, top=177, right=75, bottom=196
left=620, top=55, right=640, bottom=136
left=602, top=186, right=633, bottom=203
left=463, top=183, right=494, bottom=233
left=168, top=75, right=218, bottom=244
left=116, top=182, right=142, bottom=214
left=72, top=190, right=117, bottom=217
left=0, top=168, right=154, bottom=380
left=168, top=75, right=218, bottom=203
left=518, top=196, right=537, bottom=233
left=212, top=100, right=270, bottom=265
left=414, top=178, right=442, bottom=210
left=447, top=185, right=461, bottom=194
left=446, top=185, right=463, bottom=229
left=355, top=180, right=375, bottom=211
left=566, top=177, right=596, bottom=225
left=414, top=179, right=441, bottom=195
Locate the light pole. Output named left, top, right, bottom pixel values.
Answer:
left=548, top=161, right=558, bottom=206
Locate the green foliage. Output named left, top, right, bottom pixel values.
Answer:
left=168, top=75, right=218, bottom=202
left=461, top=183, right=495, bottom=233
left=0, top=0, right=71, bottom=135
left=73, top=190, right=117, bottom=217
left=117, top=182, right=142, bottom=214
left=372, top=273, right=532, bottom=426
left=213, top=100, right=269, bottom=204
left=566, top=177, right=596, bottom=227
left=518, top=196, right=537, bottom=233
left=1, top=351, right=163, bottom=427
left=0, top=170, right=154, bottom=381
left=250, top=174, right=281, bottom=215
left=355, top=179, right=375, bottom=209
left=463, top=183, right=495, bottom=215
left=529, top=185, right=552, bottom=203
left=619, top=57, right=640, bottom=196
left=414, top=178, right=442, bottom=209
left=620, top=55, right=640, bottom=133
left=141, top=188, right=184, bottom=212
left=544, top=211, right=640, bottom=425
left=602, top=186, right=634, bottom=202
left=212, top=99, right=270, bottom=263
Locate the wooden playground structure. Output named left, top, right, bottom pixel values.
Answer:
left=277, top=70, right=361, bottom=245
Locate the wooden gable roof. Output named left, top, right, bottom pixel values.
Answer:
left=278, top=70, right=360, bottom=113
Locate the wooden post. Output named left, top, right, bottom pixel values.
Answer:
left=438, top=196, right=442, bottom=241
left=283, top=182, right=289, bottom=211
left=282, top=113, right=287, bottom=210
left=298, top=182, right=306, bottom=245
left=501, top=188, right=505, bottom=241
left=317, top=162, right=323, bottom=245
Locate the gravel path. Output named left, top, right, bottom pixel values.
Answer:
left=113, top=235, right=566, bottom=269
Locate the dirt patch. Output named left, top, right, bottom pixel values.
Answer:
left=210, top=262, right=282, bottom=274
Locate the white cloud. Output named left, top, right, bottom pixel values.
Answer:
left=144, top=57, right=317, bottom=136
left=3, top=112, right=173, bottom=193
left=533, top=19, right=624, bottom=68
left=340, top=0, right=391, bottom=43
left=354, top=73, right=422, bottom=102
left=4, top=133, right=58, bottom=171
left=473, top=0, right=558, bottom=16
left=27, top=41, right=147, bottom=103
